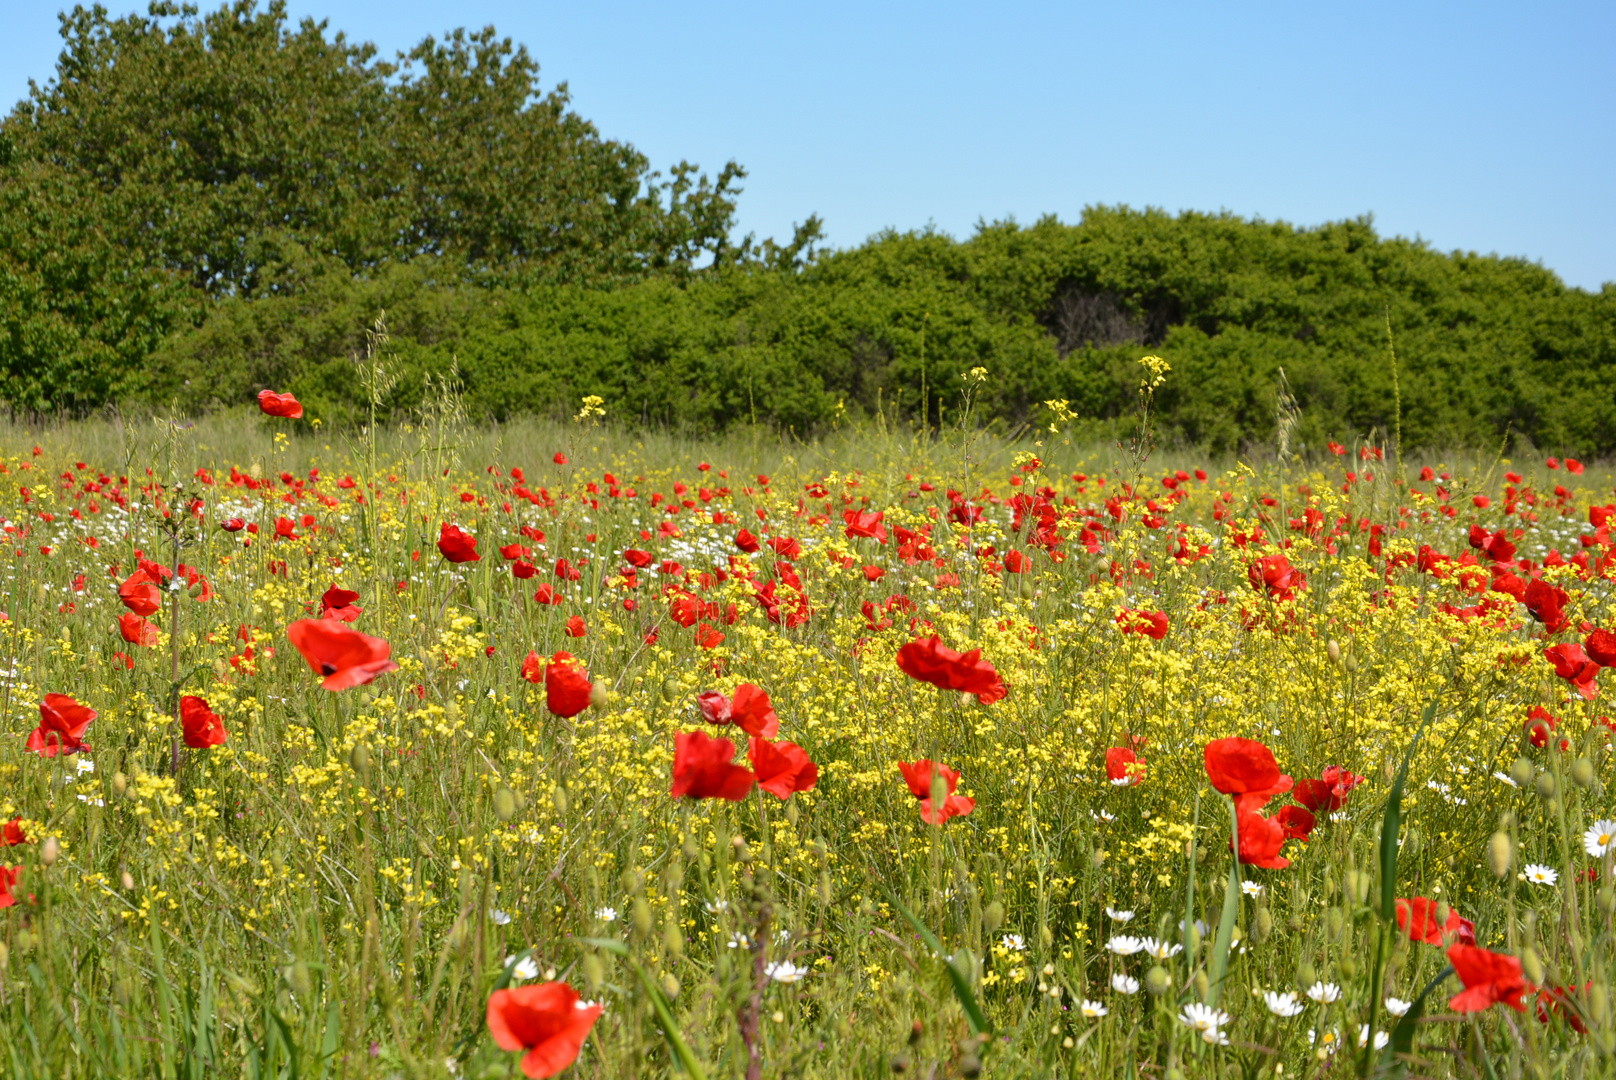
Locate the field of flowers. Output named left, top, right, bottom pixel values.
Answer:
left=1, top=383, right=1614, bottom=1079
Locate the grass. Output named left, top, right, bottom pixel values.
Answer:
left=0, top=401, right=1612, bottom=1079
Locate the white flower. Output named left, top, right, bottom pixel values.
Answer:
left=1142, top=937, right=1183, bottom=959
left=1306, top=982, right=1341, bottom=1004
left=1522, top=864, right=1559, bottom=886
left=576, top=998, right=602, bottom=1012
left=1105, top=907, right=1135, bottom=923
left=1106, top=935, right=1145, bottom=956
left=1494, top=771, right=1519, bottom=789
left=1358, top=1025, right=1389, bottom=1050
left=1111, top=973, right=1140, bottom=995
left=1000, top=933, right=1026, bottom=952
left=1265, top=990, right=1305, bottom=1017
left=1384, top=997, right=1411, bottom=1017
left=1308, top=1028, right=1341, bottom=1054
left=727, top=933, right=752, bottom=950
left=764, top=960, right=810, bottom=983
left=1091, top=809, right=1116, bottom=823
left=1179, top=1002, right=1231, bottom=1040
left=595, top=906, right=618, bottom=922
left=490, top=908, right=512, bottom=926
left=1584, top=820, right=1616, bottom=857
left=1241, top=880, right=1265, bottom=897
left=1080, top=999, right=1108, bottom=1018
left=703, top=899, right=729, bottom=914
left=504, top=955, right=539, bottom=980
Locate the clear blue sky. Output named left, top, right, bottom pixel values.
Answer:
left=5, top=1, right=1613, bottom=289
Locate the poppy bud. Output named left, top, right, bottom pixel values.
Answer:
left=785, top=800, right=799, bottom=826
left=1040, top=924, right=1053, bottom=948
left=664, top=916, right=684, bottom=956
left=121, top=870, right=135, bottom=890
left=1324, top=908, right=1344, bottom=938
left=349, top=743, right=371, bottom=779
left=1571, top=758, right=1594, bottom=789
left=0, top=942, right=7, bottom=972
left=112, top=771, right=128, bottom=798
left=930, top=773, right=948, bottom=808
left=890, top=1053, right=910, bottom=1074
left=1381, top=759, right=1396, bottom=783
left=1296, top=961, right=1317, bottom=991
left=1589, top=983, right=1609, bottom=1025
left=620, top=867, right=643, bottom=893
left=552, top=784, right=568, bottom=815
left=285, top=960, right=312, bottom=999
left=632, top=895, right=653, bottom=940
left=41, top=837, right=59, bottom=866
left=1434, top=900, right=1451, bottom=926
left=1598, top=885, right=1616, bottom=916
left=1510, top=757, right=1535, bottom=788
left=983, top=900, right=1005, bottom=933
left=818, top=870, right=833, bottom=906
left=188, top=581, right=205, bottom=599
left=1144, top=965, right=1172, bottom=995
left=1520, top=947, right=1545, bottom=986
left=1534, top=772, right=1556, bottom=800
left=1253, top=907, right=1273, bottom=943
left=581, top=952, right=604, bottom=991
left=1192, top=971, right=1209, bottom=1000
left=1487, top=831, right=1513, bottom=877
left=1326, top=639, right=1341, bottom=663
left=960, top=1055, right=982, bottom=1079
left=660, top=676, right=680, bottom=703
left=1519, top=909, right=1538, bottom=946
left=1339, top=957, right=1358, bottom=978
left=1017, top=576, right=1034, bottom=600
left=1538, top=681, right=1554, bottom=705
left=493, top=787, right=517, bottom=822
left=661, top=971, right=681, bottom=1000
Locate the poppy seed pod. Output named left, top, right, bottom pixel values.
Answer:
left=1570, top=758, right=1594, bottom=789
left=1144, top=965, right=1172, bottom=995
left=1487, top=831, right=1513, bottom=877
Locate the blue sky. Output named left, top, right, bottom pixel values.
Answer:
left=5, top=1, right=1612, bottom=289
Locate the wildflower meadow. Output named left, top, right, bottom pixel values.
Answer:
left=1, top=367, right=1614, bottom=1079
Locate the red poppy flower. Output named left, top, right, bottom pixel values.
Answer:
left=863, top=565, right=885, bottom=582
left=734, top=529, right=760, bottom=553
left=624, top=548, right=653, bottom=568
left=843, top=510, right=889, bottom=544
left=437, top=523, right=481, bottom=563
left=522, top=652, right=592, bottom=718
left=221, top=517, right=246, bottom=532
left=1292, top=765, right=1364, bottom=812
left=1234, top=809, right=1290, bottom=868
left=1522, top=578, right=1570, bottom=633
left=670, top=731, right=756, bottom=801
left=257, top=390, right=303, bottom=419
left=1525, top=705, right=1561, bottom=749
left=1535, top=983, right=1592, bottom=1034
left=2, top=817, right=26, bottom=846
left=119, top=613, right=159, bottom=647
left=1106, top=747, right=1146, bottom=786
left=1447, top=944, right=1532, bottom=1013
left=730, top=684, right=779, bottom=737
left=532, top=585, right=564, bottom=606
left=0, top=865, right=21, bottom=909
left=1544, top=643, right=1600, bottom=700
left=1273, top=805, right=1316, bottom=841
left=118, top=569, right=162, bottom=616
left=286, top=619, right=398, bottom=691
left=180, top=695, right=228, bottom=748
left=563, top=615, right=587, bottom=638
left=697, top=690, right=732, bottom=725
left=1203, top=738, right=1293, bottom=807
left=1586, top=628, right=1616, bottom=667
left=320, top=584, right=363, bottom=623
left=895, top=636, right=1008, bottom=704
left=552, top=452, right=568, bottom=465
left=27, top=693, right=96, bottom=756
left=1395, top=897, right=1476, bottom=946
left=749, top=736, right=818, bottom=799
left=1247, top=554, right=1306, bottom=602
left=486, top=981, right=602, bottom=1079
left=1115, top=609, right=1168, bottom=639
left=896, top=759, right=976, bottom=823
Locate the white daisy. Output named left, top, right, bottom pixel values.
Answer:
left=1241, top=880, right=1264, bottom=897
left=1306, top=982, right=1341, bottom=1004
left=1493, top=771, right=1519, bottom=789
left=1358, top=1025, right=1389, bottom=1050
left=1584, top=820, right=1616, bottom=857
left=1000, top=933, right=1026, bottom=952
left=595, top=906, right=618, bottom=922
left=1179, top=1002, right=1231, bottom=1041
left=1111, top=973, right=1140, bottom=995
left=490, top=908, right=512, bottom=926
left=1265, top=990, right=1305, bottom=1017
left=1522, top=864, right=1559, bottom=886
left=1142, top=937, right=1183, bottom=959
left=504, top=954, right=540, bottom=980
left=1105, top=907, right=1135, bottom=923
left=1106, top=935, right=1145, bottom=956
left=764, top=960, right=810, bottom=983
left=1384, top=997, right=1411, bottom=1017
left=1080, top=1000, right=1108, bottom=1018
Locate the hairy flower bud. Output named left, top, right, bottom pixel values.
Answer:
left=1570, top=758, right=1594, bottom=789
left=1520, top=947, right=1545, bottom=986
left=493, top=786, right=517, bottom=822
left=983, top=900, right=1005, bottom=933
left=1145, top=966, right=1173, bottom=996
left=1253, top=907, right=1273, bottom=943
left=1487, top=831, right=1513, bottom=877
left=1510, top=757, right=1535, bottom=788
left=1534, top=772, right=1557, bottom=800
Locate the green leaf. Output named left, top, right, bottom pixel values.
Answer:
left=1379, top=702, right=1438, bottom=922
left=886, top=891, right=990, bottom=1035
left=1206, top=794, right=1241, bottom=1008
left=1379, top=965, right=1452, bottom=1077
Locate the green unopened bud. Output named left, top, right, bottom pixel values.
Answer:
left=1253, top=907, right=1273, bottom=943
left=1017, top=576, right=1035, bottom=600
left=188, top=580, right=205, bottom=599
left=983, top=900, right=1005, bottom=933
left=1534, top=772, right=1557, bottom=800
left=1510, top=757, right=1536, bottom=788
left=112, top=771, right=128, bottom=798
left=589, top=681, right=609, bottom=710
left=1520, top=947, right=1545, bottom=986
left=1597, top=885, right=1615, bottom=916
left=1296, top=961, right=1317, bottom=991
left=663, top=916, right=684, bottom=957
left=285, top=960, right=312, bottom=999
left=493, top=787, right=517, bottom=822
left=1326, top=639, right=1341, bottom=663
left=348, top=743, right=371, bottom=777
left=1488, top=831, right=1513, bottom=877
left=632, top=895, right=653, bottom=939
left=930, top=773, right=948, bottom=808
left=552, top=785, right=569, bottom=815
left=1588, top=983, right=1609, bottom=1025
left=1145, top=966, right=1172, bottom=996
left=660, top=676, right=680, bottom=704
left=661, top=971, right=680, bottom=1000
left=1434, top=900, right=1451, bottom=926
left=1324, top=908, right=1344, bottom=938
left=40, top=837, right=59, bottom=867
left=818, top=870, right=833, bottom=906
left=1570, top=758, right=1594, bottom=789
left=581, top=952, right=604, bottom=992
left=1339, top=957, right=1358, bottom=979
left=0, top=941, right=8, bottom=971
left=1192, top=971, right=1210, bottom=1000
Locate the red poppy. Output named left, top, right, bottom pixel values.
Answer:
left=670, top=731, right=756, bottom=801
left=1273, top=805, right=1316, bottom=842
left=1525, top=705, right=1562, bottom=749
left=564, top=615, right=587, bottom=638
left=286, top=619, right=398, bottom=691
left=552, top=452, right=568, bottom=465
left=180, top=695, right=228, bottom=748
left=734, top=529, right=760, bottom=553
left=1586, top=628, right=1616, bottom=667
left=1535, top=983, right=1592, bottom=1034
left=2, top=817, right=26, bottom=846
left=896, top=759, right=976, bottom=823
left=532, top=585, right=564, bottom=606
left=1522, top=578, right=1570, bottom=633
left=624, top=548, right=653, bottom=568
left=320, top=584, right=363, bottom=622
left=1395, top=897, right=1476, bottom=946
left=844, top=510, right=889, bottom=544
left=118, top=569, right=162, bottom=616
left=0, top=865, right=21, bottom=909
left=1247, top=554, right=1306, bottom=602
left=221, top=518, right=246, bottom=532
left=119, top=613, right=159, bottom=646
left=1544, top=643, right=1600, bottom=700
left=1234, top=809, right=1291, bottom=868
left=894, top=636, right=1008, bottom=704
left=749, top=736, right=818, bottom=799
left=1115, top=609, right=1168, bottom=639
left=1292, top=765, right=1364, bottom=813
left=1105, top=747, right=1146, bottom=786
left=1203, top=738, right=1293, bottom=807
left=1447, top=944, right=1532, bottom=1013
left=257, top=390, right=303, bottom=419
left=486, top=981, right=602, bottom=1079
left=863, top=565, right=885, bottom=582
left=437, top=523, right=481, bottom=563
left=522, top=652, right=592, bottom=718
left=697, top=690, right=732, bottom=725
left=27, top=693, right=96, bottom=756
